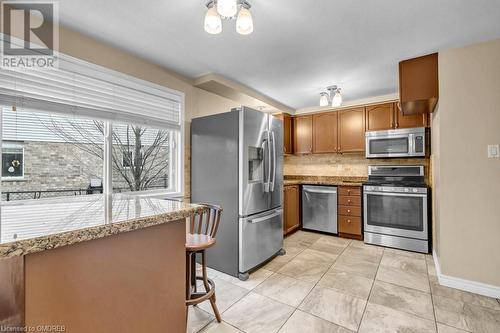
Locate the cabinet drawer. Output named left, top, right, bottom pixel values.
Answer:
left=338, top=215, right=362, bottom=235
left=338, top=187, right=361, bottom=196
left=338, top=205, right=361, bottom=217
left=338, top=196, right=361, bottom=206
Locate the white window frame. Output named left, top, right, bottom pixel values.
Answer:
left=107, top=123, right=183, bottom=197
left=0, top=50, right=185, bottom=199
left=1, top=142, right=24, bottom=181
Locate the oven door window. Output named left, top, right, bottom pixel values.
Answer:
left=369, top=138, right=409, bottom=155
left=366, top=193, right=424, bottom=231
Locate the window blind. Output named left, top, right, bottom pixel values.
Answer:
left=0, top=38, right=183, bottom=131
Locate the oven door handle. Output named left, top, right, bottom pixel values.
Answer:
left=364, top=191, right=427, bottom=198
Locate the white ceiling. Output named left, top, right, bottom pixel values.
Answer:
left=58, top=0, right=500, bottom=110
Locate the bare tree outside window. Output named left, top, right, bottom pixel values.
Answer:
left=41, top=118, right=170, bottom=192
left=112, top=123, right=170, bottom=192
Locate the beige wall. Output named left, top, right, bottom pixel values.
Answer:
left=431, top=103, right=441, bottom=257
left=55, top=28, right=240, bottom=198
left=433, top=38, right=500, bottom=286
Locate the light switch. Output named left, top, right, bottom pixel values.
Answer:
left=487, top=144, right=499, bottom=158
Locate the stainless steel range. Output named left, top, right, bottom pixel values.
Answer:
left=363, top=165, right=430, bottom=253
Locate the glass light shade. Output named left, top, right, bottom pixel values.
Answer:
left=236, top=7, right=253, bottom=35
left=319, top=93, right=329, bottom=107
left=331, top=90, right=342, bottom=107
left=217, top=0, right=238, bottom=18
left=204, top=6, right=222, bottom=34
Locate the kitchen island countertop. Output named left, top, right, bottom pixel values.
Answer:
left=0, top=194, right=204, bottom=258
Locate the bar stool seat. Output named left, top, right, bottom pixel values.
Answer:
left=186, top=234, right=215, bottom=252
left=186, top=204, right=223, bottom=323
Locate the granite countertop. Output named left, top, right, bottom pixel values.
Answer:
left=0, top=194, right=205, bottom=258
left=284, top=175, right=367, bottom=187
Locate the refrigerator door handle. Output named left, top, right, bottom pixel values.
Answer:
left=261, top=138, right=269, bottom=192
left=265, top=131, right=272, bottom=193
left=270, top=130, right=276, bottom=192
left=248, top=209, right=283, bottom=223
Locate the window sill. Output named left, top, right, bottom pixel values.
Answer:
left=118, top=189, right=183, bottom=199
left=1, top=177, right=26, bottom=182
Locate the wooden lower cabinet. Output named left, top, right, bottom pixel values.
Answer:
left=283, top=185, right=300, bottom=235
left=338, top=186, right=363, bottom=240
left=338, top=216, right=362, bottom=236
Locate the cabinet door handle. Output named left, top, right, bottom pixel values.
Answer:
left=347, top=199, right=351, bottom=204
left=347, top=219, right=351, bottom=223
left=347, top=209, right=351, bottom=213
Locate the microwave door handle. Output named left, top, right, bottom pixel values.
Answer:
left=409, top=134, right=414, bottom=156
left=270, top=130, right=276, bottom=192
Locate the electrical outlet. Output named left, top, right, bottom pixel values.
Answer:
left=487, top=144, right=499, bottom=158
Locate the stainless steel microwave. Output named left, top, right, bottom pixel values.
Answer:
left=365, top=127, right=428, bottom=158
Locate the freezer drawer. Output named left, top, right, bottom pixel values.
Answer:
left=302, top=185, right=338, bottom=233
left=239, top=208, right=283, bottom=273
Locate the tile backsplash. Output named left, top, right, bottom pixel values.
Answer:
left=284, top=153, right=430, bottom=181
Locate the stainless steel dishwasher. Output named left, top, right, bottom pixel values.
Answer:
left=302, top=185, right=338, bottom=234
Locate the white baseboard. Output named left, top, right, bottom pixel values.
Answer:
left=432, top=250, right=500, bottom=299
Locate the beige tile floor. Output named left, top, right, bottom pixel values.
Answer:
left=188, top=231, right=500, bottom=333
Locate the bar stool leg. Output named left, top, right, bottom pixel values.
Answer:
left=191, top=252, right=197, bottom=295
left=201, top=250, right=221, bottom=322
left=185, top=251, right=191, bottom=325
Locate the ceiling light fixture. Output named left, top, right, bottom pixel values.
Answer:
left=217, top=0, right=238, bottom=18
left=236, top=4, right=253, bottom=35
left=319, top=92, right=330, bottom=107
left=319, top=85, right=343, bottom=107
left=204, top=3, right=222, bottom=34
left=204, top=0, right=253, bottom=35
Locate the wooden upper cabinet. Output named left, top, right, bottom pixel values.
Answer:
left=338, top=107, right=365, bottom=153
left=313, top=112, right=338, bottom=153
left=394, top=102, right=429, bottom=129
left=275, top=113, right=293, bottom=154
left=366, top=102, right=428, bottom=131
left=283, top=114, right=293, bottom=154
left=293, top=115, right=313, bottom=154
left=399, top=53, right=438, bottom=115
left=365, top=103, right=394, bottom=131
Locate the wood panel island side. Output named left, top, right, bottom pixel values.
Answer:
left=0, top=195, right=204, bottom=333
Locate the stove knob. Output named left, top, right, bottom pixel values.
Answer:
left=404, top=188, right=410, bottom=192
left=413, top=188, right=418, bottom=193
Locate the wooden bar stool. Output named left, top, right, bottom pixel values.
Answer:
left=186, top=204, right=222, bottom=323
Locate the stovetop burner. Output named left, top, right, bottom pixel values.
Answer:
left=364, top=165, right=427, bottom=188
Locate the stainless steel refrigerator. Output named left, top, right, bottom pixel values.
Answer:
left=191, top=106, right=284, bottom=280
